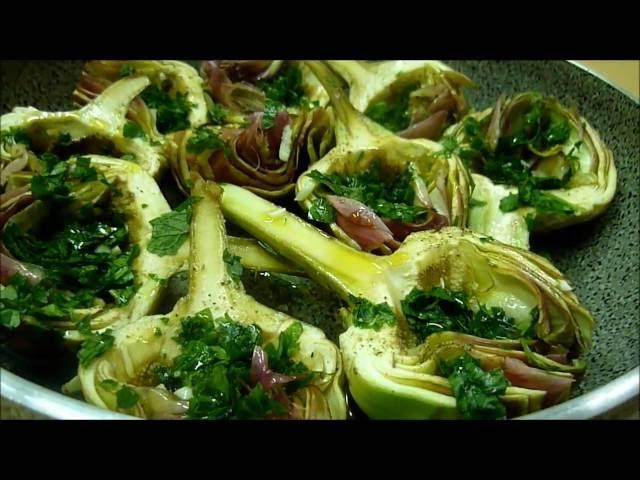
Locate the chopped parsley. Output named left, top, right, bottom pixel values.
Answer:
left=401, top=286, right=535, bottom=341
left=186, top=127, right=225, bottom=154
left=140, top=85, right=192, bottom=134
left=349, top=296, right=396, bottom=331
left=123, top=121, right=146, bottom=139
left=364, top=83, right=417, bottom=133
left=307, top=160, right=427, bottom=223
left=119, top=64, right=136, bottom=77
left=308, top=197, right=336, bottom=224
left=257, top=64, right=305, bottom=107
left=152, top=310, right=313, bottom=420
left=459, top=96, right=578, bottom=216
left=223, top=249, right=243, bottom=282
left=116, top=385, right=140, bottom=409
left=77, top=330, right=115, bottom=366
left=440, top=352, right=510, bottom=420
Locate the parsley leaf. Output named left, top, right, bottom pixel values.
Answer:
left=438, top=135, right=461, bottom=159
left=186, top=127, right=225, bottom=154
left=100, top=379, right=120, bottom=392
left=440, top=352, right=510, bottom=420
left=148, top=273, right=168, bottom=286
left=522, top=306, right=540, bottom=339
left=307, top=160, right=427, bottom=223
left=499, top=193, right=520, bottom=212
left=262, top=98, right=284, bottom=129
left=499, top=179, right=575, bottom=215
left=364, top=83, right=416, bottom=133
left=148, top=196, right=201, bottom=257
left=257, top=64, right=305, bottom=107
left=123, top=121, right=146, bottom=139
left=3, top=210, right=139, bottom=313
left=223, top=249, right=243, bottom=282
left=116, top=385, right=140, bottom=408
left=75, top=317, right=93, bottom=335
left=469, top=198, right=487, bottom=208
left=401, top=287, right=521, bottom=341
left=58, top=132, right=73, bottom=146
left=1, top=128, right=31, bottom=148
left=156, top=310, right=310, bottom=420
left=140, top=85, right=192, bottom=134
left=461, top=97, right=577, bottom=217
left=234, top=384, right=287, bottom=419
left=119, top=64, right=136, bottom=77
left=70, top=156, right=98, bottom=182
left=350, top=296, right=396, bottom=331
left=524, top=212, right=537, bottom=231
left=1, top=307, right=21, bottom=329
left=31, top=154, right=71, bottom=202
left=207, top=102, right=228, bottom=125
left=308, top=197, right=336, bottom=223
left=263, top=322, right=304, bottom=372
left=77, top=330, right=115, bottom=366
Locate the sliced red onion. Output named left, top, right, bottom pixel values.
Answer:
left=486, top=94, right=506, bottom=152
left=326, top=195, right=400, bottom=251
left=250, top=346, right=297, bottom=390
left=397, top=110, right=449, bottom=140
left=201, top=61, right=265, bottom=113
left=1, top=252, right=44, bottom=285
left=502, top=357, right=574, bottom=407
left=425, top=89, right=457, bottom=118
left=383, top=213, right=449, bottom=241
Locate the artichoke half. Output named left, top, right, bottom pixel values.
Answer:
left=73, top=60, right=208, bottom=140
left=199, top=60, right=329, bottom=116
left=1, top=156, right=186, bottom=340
left=295, top=61, right=471, bottom=255
left=1, top=152, right=295, bottom=339
left=163, top=60, right=336, bottom=199
left=77, top=179, right=347, bottom=420
left=1, top=76, right=166, bottom=181
left=445, top=92, right=617, bottom=247
left=219, top=183, right=595, bottom=419
left=166, top=109, right=335, bottom=199
left=326, top=60, right=474, bottom=140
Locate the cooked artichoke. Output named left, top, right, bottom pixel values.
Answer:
left=326, top=60, right=474, bottom=140
left=199, top=60, right=329, bottom=116
left=161, top=60, right=335, bottom=198
left=295, top=60, right=470, bottom=254
left=219, top=182, right=595, bottom=419
left=73, top=60, right=208, bottom=138
left=1, top=77, right=166, bottom=179
left=77, top=179, right=346, bottom=420
left=467, top=173, right=531, bottom=250
left=445, top=92, right=617, bottom=244
left=1, top=154, right=293, bottom=342
left=1, top=156, right=185, bottom=340
left=166, top=109, right=334, bottom=198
